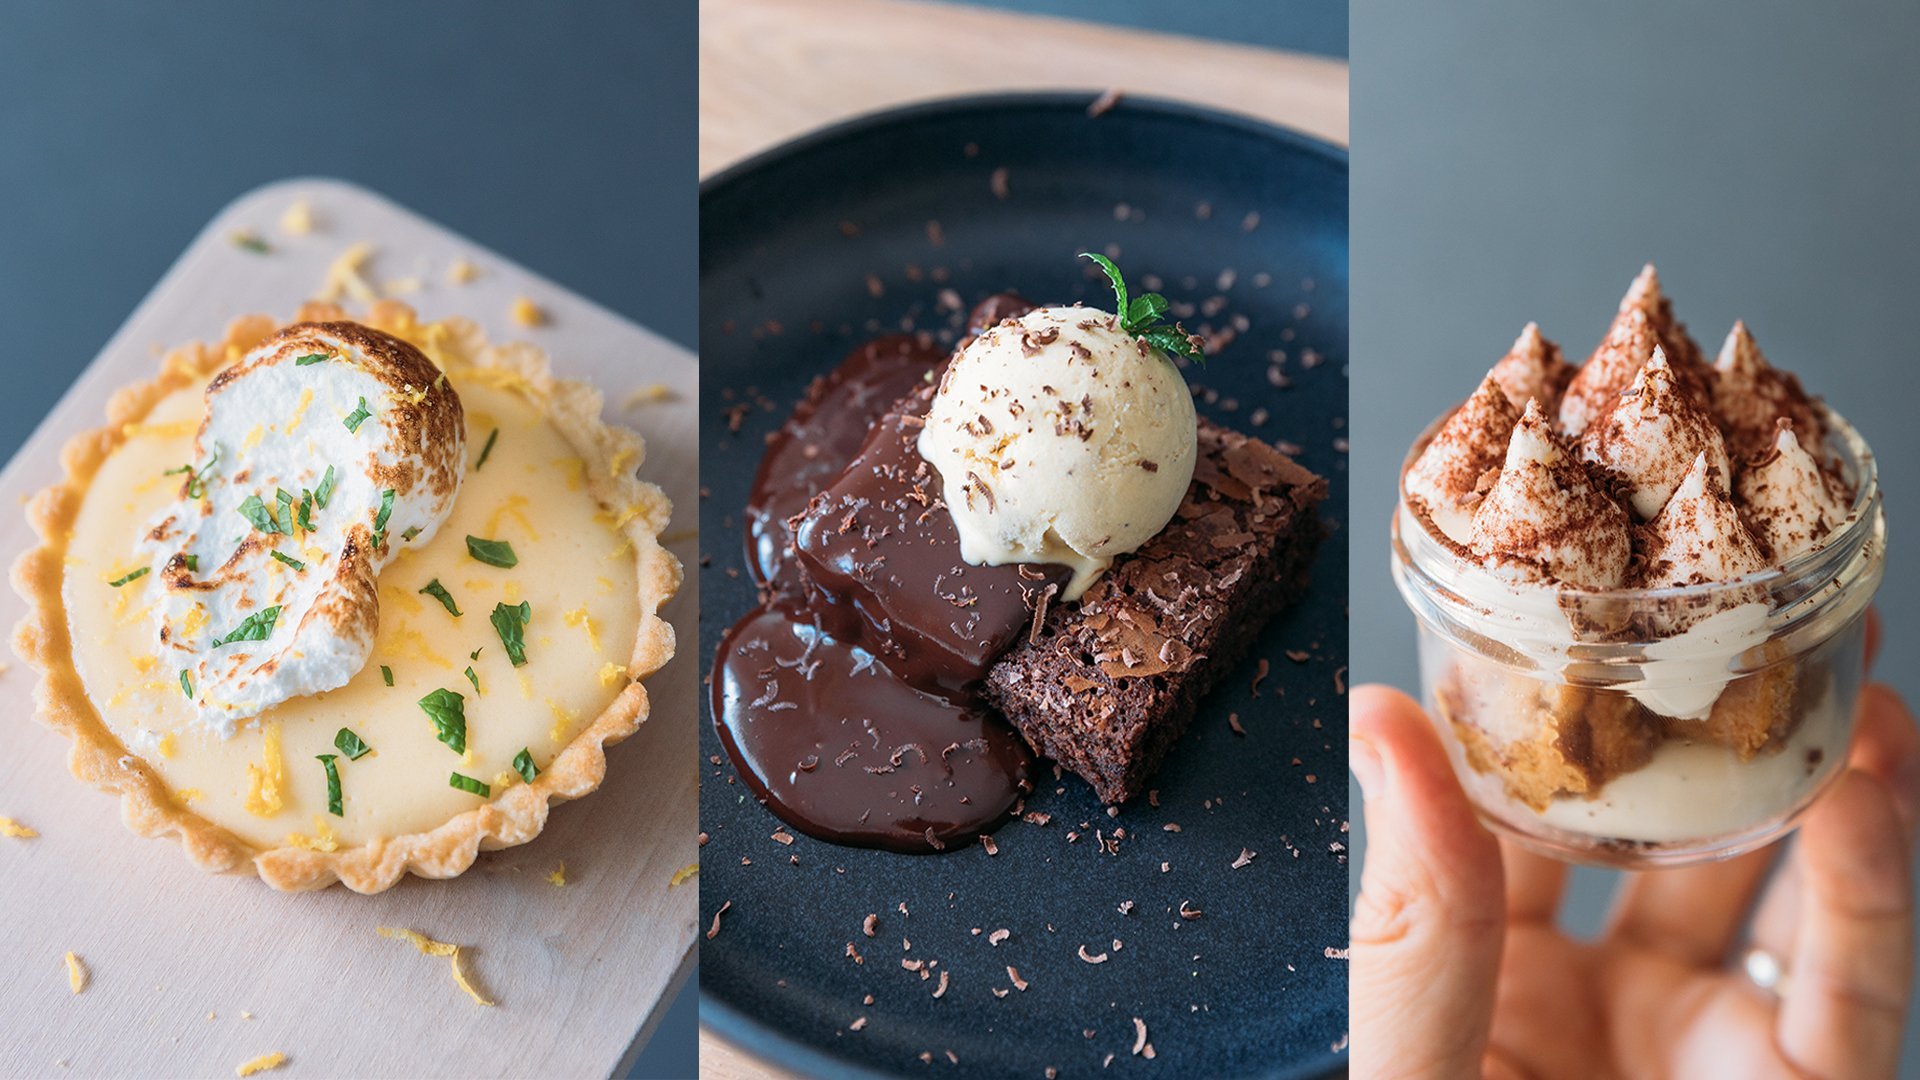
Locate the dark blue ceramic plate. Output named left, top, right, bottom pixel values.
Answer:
left=699, top=93, right=1348, bottom=1079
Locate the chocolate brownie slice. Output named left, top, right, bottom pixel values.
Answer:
left=983, top=424, right=1328, bottom=803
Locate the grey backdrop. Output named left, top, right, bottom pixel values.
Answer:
left=1351, top=0, right=1920, bottom=1070
left=0, top=2, right=699, bottom=1076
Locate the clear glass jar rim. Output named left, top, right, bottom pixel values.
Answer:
left=1395, top=399, right=1883, bottom=602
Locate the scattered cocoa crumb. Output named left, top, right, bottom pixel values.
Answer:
left=863, top=914, right=878, bottom=938
left=1251, top=658, right=1271, bottom=696
left=990, top=167, right=1010, bottom=200
left=1232, top=848, right=1257, bottom=870
left=771, top=829, right=794, bottom=846
left=1132, top=1017, right=1149, bottom=1056
left=846, top=942, right=864, bottom=964
left=989, top=928, right=1010, bottom=946
left=933, top=970, right=950, bottom=998
left=1077, top=945, right=1109, bottom=964
left=1228, top=712, right=1246, bottom=736
left=706, top=901, right=731, bottom=940
left=850, top=1015, right=868, bottom=1032
left=980, top=835, right=999, bottom=856
left=1285, top=649, right=1311, bottom=663
left=1178, top=900, right=1203, bottom=920
left=1162, top=822, right=1182, bottom=833
left=1008, top=965, right=1029, bottom=991
left=1088, top=88, right=1123, bottom=117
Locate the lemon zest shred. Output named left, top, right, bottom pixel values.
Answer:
left=242, top=424, right=266, bottom=452
left=563, top=607, right=602, bottom=653
left=608, top=447, right=639, bottom=478
left=622, top=384, right=673, bottom=409
left=156, top=733, right=177, bottom=759
left=120, top=419, right=196, bottom=440
left=235, top=1051, right=287, bottom=1076
left=0, top=817, right=36, bottom=839
left=64, top=951, right=86, bottom=993
left=511, top=296, right=546, bottom=327
left=280, top=199, right=313, bottom=235
left=284, top=386, right=315, bottom=432
left=670, top=862, right=699, bottom=888
left=178, top=603, right=209, bottom=641
left=245, top=723, right=285, bottom=818
left=597, top=662, right=628, bottom=688
left=448, top=258, right=479, bottom=284
left=376, top=927, right=494, bottom=1007
left=557, top=457, right=586, bottom=492
left=547, top=700, right=575, bottom=744
left=319, top=241, right=377, bottom=303
left=131, top=653, right=159, bottom=675
left=548, top=862, right=567, bottom=887
left=486, top=494, right=540, bottom=541
left=174, top=788, right=204, bottom=806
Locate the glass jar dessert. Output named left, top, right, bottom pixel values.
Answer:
left=1389, top=267, right=1886, bottom=867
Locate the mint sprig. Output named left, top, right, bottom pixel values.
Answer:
left=1080, top=253, right=1206, bottom=365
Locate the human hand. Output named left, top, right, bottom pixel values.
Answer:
left=1350, top=615, right=1919, bottom=1079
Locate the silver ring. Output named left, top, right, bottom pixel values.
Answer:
left=1743, top=946, right=1789, bottom=995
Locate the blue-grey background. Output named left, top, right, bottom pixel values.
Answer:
left=1, top=2, right=699, bottom=1076
left=962, top=0, right=1347, bottom=57
left=1351, top=0, right=1920, bottom=1069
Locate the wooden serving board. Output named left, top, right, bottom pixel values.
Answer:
left=0, top=179, right=699, bottom=1078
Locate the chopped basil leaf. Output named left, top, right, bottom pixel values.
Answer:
left=448, top=772, right=489, bottom=798
left=234, top=233, right=270, bottom=254
left=211, top=605, right=279, bottom=647
left=380, top=664, right=394, bottom=687
left=167, top=450, right=219, bottom=499
left=317, top=754, right=343, bottom=816
left=475, top=427, right=500, bottom=471
left=401, top=526, right=421, bottom=542
left=297, top=490, right=314, bottom=532
left=238, top=494, right=280, bottom=534
left=464, top=665, right=481, bottom=695
left=343, top=397, right=371, bottom=433
left=270, top=550, right=306, bottom=571
left=513, top=748, right=538, bottom=784
left=179, top=669, right=193, bottom=699
left=183, top=554, right=199, bottom=573
left=469, top=646, right=483, bottom=661
left=418, top=687, right=467, bottom=754
left=373, top=489, right=395, bottom=541
left=334, top=727, right=371, bottom=760
left=314, top=464, right=337, bottom=509
left=419, top=579, right=461, bottom=617
left=490, top=600, right=532, bottom=667
left=294, top=353, right=330, bottom=366
left=276, top=489, right=295, bottom=531
left=466, top=536, right=518, bottom=568
left=107, top=566, right=149, bottom=587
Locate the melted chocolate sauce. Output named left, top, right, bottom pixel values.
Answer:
left=744, top=335, right=945, bottom=591
left=717, top=295, right=1061, bottom=853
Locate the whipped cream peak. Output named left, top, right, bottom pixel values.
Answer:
left=1736, top=421, right=1850, bottom=563
left=1710, top=321, right=1824, bottom=462
left=1638, top=451, right=1768, bottom=588
left=1618, top=261, right=1705, bottom=371
left=1469, top=400, right=1632, bottom=589
left=1488, top=322, right=1574, bottom=413
left=1559, top=305, right=1661, bottom=438
left=1580, top=347, right=1732, bottom=520
left=1405, top=371, right=1520, bottom=544
left=138, top=322, right=465, bottom=734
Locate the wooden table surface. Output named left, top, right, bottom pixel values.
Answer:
left=696, top=1, right=1347, bottom=1075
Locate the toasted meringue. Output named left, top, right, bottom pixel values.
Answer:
left=1737, top=421, right=1850, bottom=562
left=1469, top=401, right=1632, bottom=589
left=1405, top=372, right=1519, bottom=544
left=136, top=323, right=464, bottom=734
left=1579, top=348, right=1732, bottom=520
left=1639, top=453, right=1768, bottom=588
left=1711, top=322, right=1824, bottom=462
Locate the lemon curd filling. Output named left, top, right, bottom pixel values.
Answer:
left=63, top=373, right=639, bottom=850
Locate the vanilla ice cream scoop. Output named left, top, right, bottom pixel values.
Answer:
left=917, top=306, right=1197, bottom=599
left=138, top=322, right=465, bottom=734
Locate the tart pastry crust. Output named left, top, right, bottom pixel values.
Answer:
left=12, top=300, right=681, bottom=892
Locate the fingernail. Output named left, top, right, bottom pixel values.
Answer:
left=1350, top=735, right=1384, bottom=797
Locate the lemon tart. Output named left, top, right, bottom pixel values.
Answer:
left=13, top=299, right=679, bottom=892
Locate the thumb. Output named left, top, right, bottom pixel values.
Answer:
left=1350, top=685, right=1506, bottom=1080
